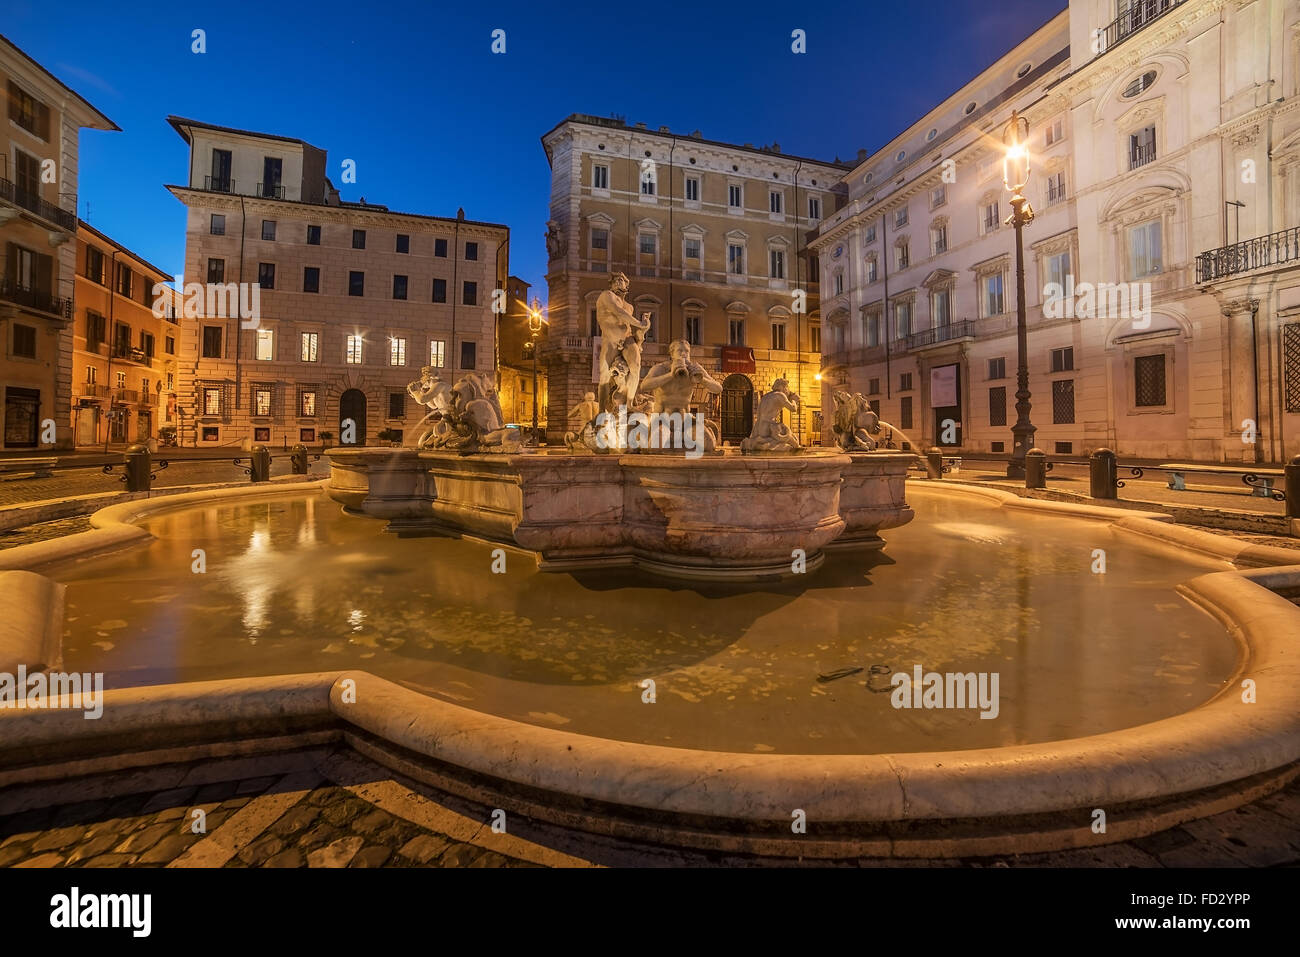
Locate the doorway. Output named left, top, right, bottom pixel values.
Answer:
left=339, top=389, right=366, bottom=445
left=3, top=388, right=40, bottom=448
left=720, top=374, right=754, bottom=445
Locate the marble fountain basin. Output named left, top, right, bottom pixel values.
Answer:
left=325, top=448, right=917, bottom=580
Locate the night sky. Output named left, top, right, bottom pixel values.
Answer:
left=6, top=0, right=1065, bottom=294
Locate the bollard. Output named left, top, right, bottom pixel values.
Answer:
left=1089, top=448, right=1118, bottom=500
left=1287, top=455, right=1300, bottom=521
left=925, top=447, right=943, bottom=480
left=1025, top=448, right=1047, bottom=490
left=290, top=443, right=308, bottom=475
left=123, top=444, right=152, bottom=493
left=250, top=444, right=272, bottom=483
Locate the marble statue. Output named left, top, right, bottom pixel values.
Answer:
left=640, top=339, right=723, bottom=451
left=407, top=367, right=454, bottom=449
left=420, top=371, right=521, bottom=452
left=545, top=220, right=565, bottom=261
left=830, top=390, right=907, bottom=451
left=563, top=391, right=602, bottom=452
left=595, top=271, right=650, bottom=415
left=741, top=378, right=802, bottom=453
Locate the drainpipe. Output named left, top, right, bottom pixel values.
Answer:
left=102, top=249, right=120, bottom=452
left=450, top=217, right=460, bottom=369
left=882, top=214, right=891, bottom=401
left=793, top=159, right=802, bottom=442
left=494, top=236, right=508, bottom=378
left=1249, top=297, right=1261, bottom=461
left=235, top=194, right=246, bottom=411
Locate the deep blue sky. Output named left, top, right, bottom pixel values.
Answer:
left=7, top=0, right=1064, bottom=296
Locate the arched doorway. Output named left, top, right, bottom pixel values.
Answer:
left=719, top=374, right=753, bottom=445
left=339, top=389, right=366, bottom=445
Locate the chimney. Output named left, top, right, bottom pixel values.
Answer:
left=857, top=148, right=868, bottom=161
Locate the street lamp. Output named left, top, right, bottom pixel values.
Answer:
left=1003, top=110, right=1037, bottom=479
left=528, top=296, right=546, bottom=445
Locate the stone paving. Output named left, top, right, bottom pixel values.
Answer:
left=2, top=746, right=1298, bottom=867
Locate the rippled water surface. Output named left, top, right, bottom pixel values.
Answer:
left=56, top=485, right=1237, bottom=753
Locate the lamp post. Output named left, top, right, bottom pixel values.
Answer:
left=528, top=297, right=545, bottom=445
left=1003, top=110, right=1037, bottom=479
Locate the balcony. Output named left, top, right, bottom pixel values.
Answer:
left=904, top=319, right=976, bottom=352
left=257, top=183, right=285, bottom=199
left=111, top=344, right=154, bottom=367
left=0, top=276, right=72, bottom=318
left=1197, top=227, right=1300, bottom=284
left=79, top=383, right=111, bottom=398
left=1093, top=0, right=1185, bottom=60
left=1129, top=143, right=1156, bottom=170
left=204, top=176, right=235, bottom=193
left=116, top=389, right=142, bottom=404
left=0, top=177, right=76, bottom=231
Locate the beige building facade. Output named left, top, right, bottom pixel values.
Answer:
left=541, top=114, right=849, bottom=445
left=812, top=0, right=1299, bottom=464
left=1, top=34, right=116, bottom=450
left=166, top=117, right=508, bottom=448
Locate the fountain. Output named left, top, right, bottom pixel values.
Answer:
left=327, top=273, right=916, bottom=579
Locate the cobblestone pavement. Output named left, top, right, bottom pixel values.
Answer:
left=2, top=747, right=1299, bottom=867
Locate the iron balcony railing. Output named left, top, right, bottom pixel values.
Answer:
left=1197, top=227, right=1300, bottom=284
left=904, top=319, right=975, bottom=351
left=204, top=175, right=234, bottom=193
left=1129, top=143, right=1157, bottom=170
left=0, top=276, right=72, bottom=318
left=257, top=182, right=285, bottom=199
left=0, top=177, right=76, bottom=230
left=80, top=383, right=111, bottom=398
left=1093, top=0, right=1185, bottom=59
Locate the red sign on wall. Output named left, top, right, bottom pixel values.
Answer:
left=720, top=346, right=756, bottom=374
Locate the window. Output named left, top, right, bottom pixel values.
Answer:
left=1046, top=251, right=1071, bottom=291
left=300, top=390, right=317, bottom=417
left=304, top=267, right=320, bottom=293
left=808, top=196, right=821, bottom=220
left=396, top=234, right=409, bottom=254
left=771, top=322, right=787, bottom=351
left=728, top=243, right=745, bottom=275
left=894, top=207, right=908, bottom=228
left=390, top=337, right=407, bottom=366
left=810, top=324, right=821, bottom=353
left=307, top=225, right=321, bottom=245
left=261, top=220, right=276, bottom=241
left=209, top=148, right=232, bottom=192
left=683, top=237, right=701, bottom=264
left=210, top=214, right=226, bottom=236
left=258, top=262, right=275, bottom=289
left=388, top=393, right=405, bottom=419
left=770, top=248, right=785, bottom=279
left=85, top=246, right=105, bottom=284
left=1051, top=346, right=1074, bottom=372
left=165, top=336, right=175, bottom=355
left=729, top=318, right=745, bottom=345
left=866, top=257, right=878, bottom=283
left=983, top=273, right=1005, bottom=316
left=203, top=387, right=221, bottom=415
left=592, top=228, right=609, bottom=251
left=592, top=164, right=609, bottom=189
left=833, top=271, right=844, bottom=295
left=352, top=229, right=366, bottom=249
left=931, top=186, right=946, bottom=209
left=254, top=386, right=272, bottom=416
left=349, top=271, right=365, bottom=296
left=1044, top=117, right=1064, bottom=146
left=1129, top=126, right=1156, bottom=169
left=116, top=370, right=126, bottom=389
left=1134, top=354, right=1166, bottom=407
left=1052, top=379, right=1075, bottom=424
left=87, top=312, right=106, bottom=349
left=207, top=258, right=225, bottom=283
left=432, top=278, right=447, bottom=303
left=1128, top=220, right=1162, bottom=278
left=460, top=341, right=477, bottom=369
left=989, top=386, right=1007, bottom=426
left=637, top=175, right=654, bottom=197
left=685, top=314, right=701, bottom=345
left=202, top=326, right=223, bottom=358
left=900, top=372, right=913, bottom=391
left=463, top=281, right=478, bottom=306
left=931, top=224, right=947, bottom=255
left=465, top=242, right=478, bottom=261
left=728, top=184, right=742, bottom=209
left=393, top=275, right=408, bottom=300
left=430, top=340, right=445, bottom=368
left=141, top=332, right=156, bottom=359
left=434, top=238, right=448, bottom=257
left=300, top=332, right=319, bottom=362
left=988, top=357, right=1006, bottom=379
left=639, top=234, right=656, bottom=256
left=932, top=288, right=951, bottom=326
left=202, top=426, right=220, bottom=441
left=865, top=225, right=877, bottom=243
left=13, top=324, right=36, bottom=358
left=983, top=201, right=1000, bottom=233
left=1123, top=70, right=1156, bottom=99
left=900, top=396, right=913, bottom=430
left=895, top=243, right=910, bottom=270
left=1046, top=171, right=1066, bottom=205
left=86, top=366, right=97, bottom=384
left=8, top=81, right=49, bottom=139
left=868, top=377, right=880, bottom=395
left=346, top=335, right=363, bottom=364
left=867, top=314, right=880, bottom=347
left=261, top=157, right=282, bottom=197
left=685, top=177, right=700, bottom=202
left=255, top=328, right=274, bottom=361
left=894, top=301, right=912, bottom=339
left=769, top=190, right=783, bottom=214
left=116, top=264, right=134, bottom=298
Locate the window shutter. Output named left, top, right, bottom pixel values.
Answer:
left=37, top=101, right=51, bottom=141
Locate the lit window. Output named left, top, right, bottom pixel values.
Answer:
left=300, top=332, right=318, bottom=362
left=254, top=386, right=272, bottom=416
left=1128, top=220, right=1162, bottom=278
left=430, top=340, right=445, bottom=368
left=255, top=328, right=273, bottom=360
left=390, top=337, right=407, bottom=366
left=346, top=335, right=363, bottom=364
